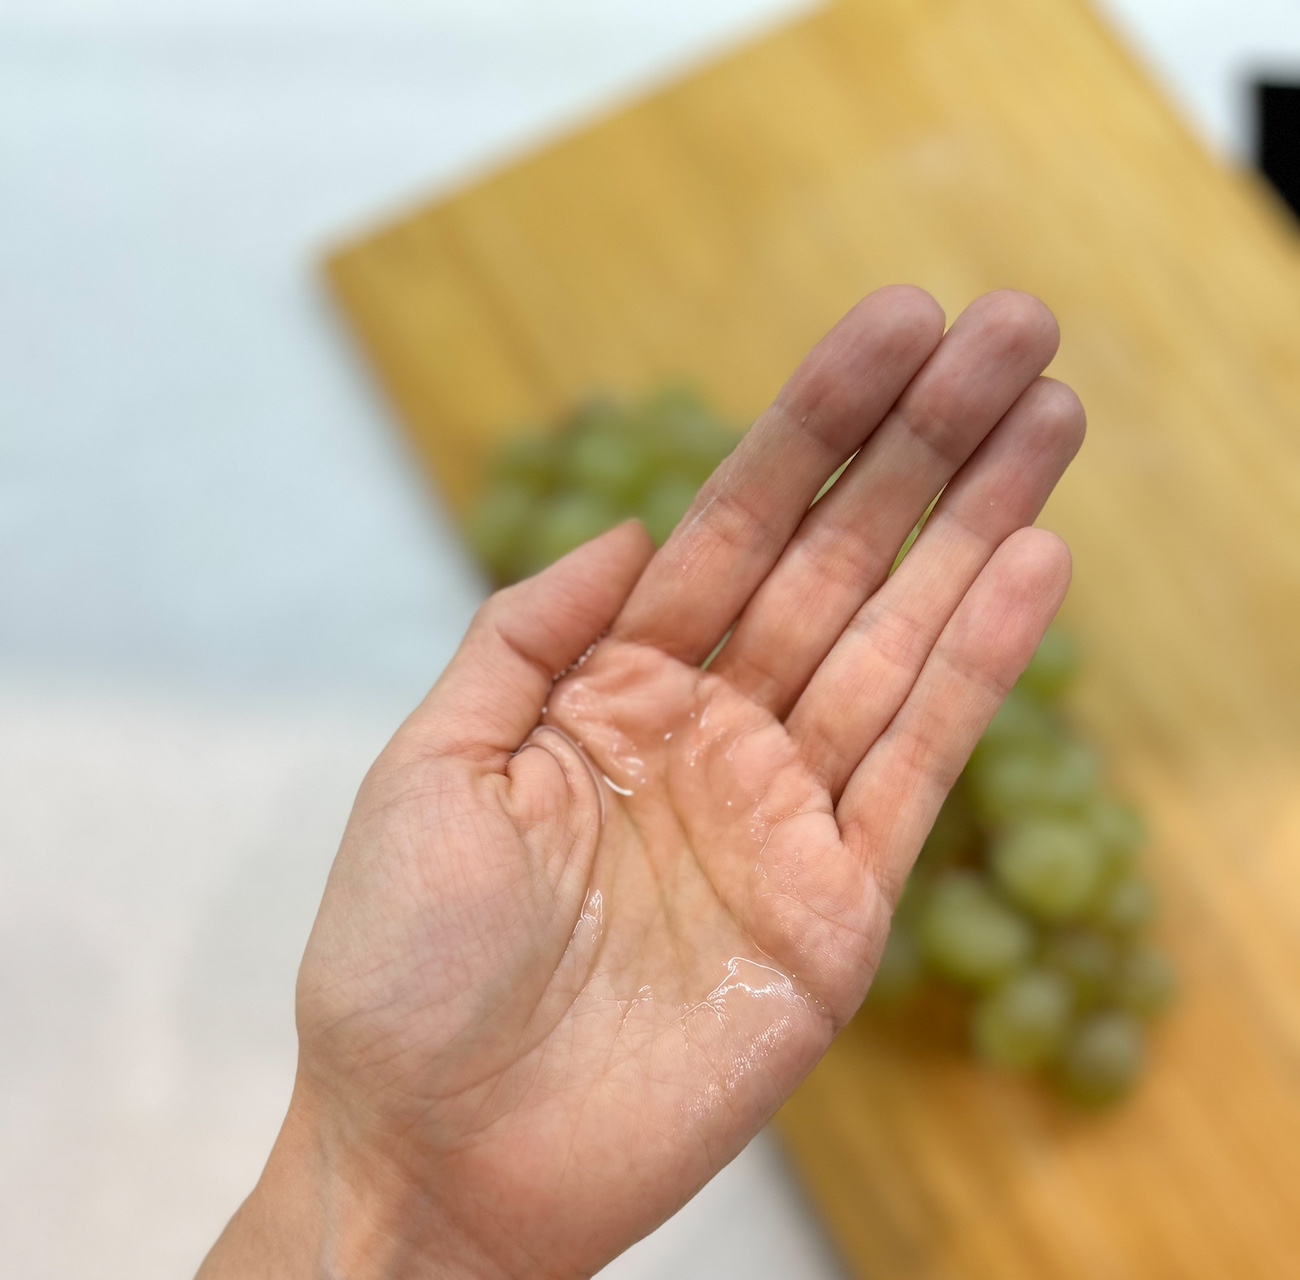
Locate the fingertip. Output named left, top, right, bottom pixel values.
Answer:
left=1026, top=377, right=1087, bottom=454
left=917, top=528, right=1073, bottom=709
left=536, top=516, right=657, bottom=604
left=849, top=287, right=947, bottom=380
left=866, top=283, right=947, bottom=349
left=470, top=519, right=656, bottom=663
left=1009, top=523, right=1072, bottom=571
left=781, top=286, right=948, bottom=429
left=994, top=525, right=1073, bottom=614
left=608, top=516, right=658, bottom=564
left=966, top=289, right=1061, bottom=364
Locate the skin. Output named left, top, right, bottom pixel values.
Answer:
left=197, top=286, right=1084, bottom=1280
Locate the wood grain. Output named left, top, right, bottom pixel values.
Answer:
left=325, top=0, right=1300, bottom=1273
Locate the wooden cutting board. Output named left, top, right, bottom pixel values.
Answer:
left=325, top=0, right=1300, bottom=1274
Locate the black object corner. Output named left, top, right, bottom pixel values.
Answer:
left=1255, top=79, right=1300, bottom=219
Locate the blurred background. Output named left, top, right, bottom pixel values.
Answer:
left=3, top=1, right=1300, bottom=1277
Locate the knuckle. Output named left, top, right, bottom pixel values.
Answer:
left=707, top=484, right=781, bottom=557
left=899, top=386, right=967, bottom=465
left=719, top=643, right=788, bottom=712
left=799, top=520, right=890, bottom=597
left=852, top=598, right=931, bottom=676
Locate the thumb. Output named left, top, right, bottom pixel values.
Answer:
left=407, top=520, right=656, bottom=762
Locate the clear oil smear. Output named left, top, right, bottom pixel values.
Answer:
left=511, top=722, right=638, bottom=825
left=515, top=711, right=820, bottom=1084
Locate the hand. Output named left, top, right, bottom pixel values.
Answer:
left=198, top=287, right=1083, bottom=1279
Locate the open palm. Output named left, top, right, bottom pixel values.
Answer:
left=212, top=287, right=1083, bottom=1280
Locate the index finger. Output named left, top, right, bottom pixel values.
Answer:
left=610, top=285, right=946, bottom=662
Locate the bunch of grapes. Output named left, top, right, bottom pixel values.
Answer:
left=870, top=629, right=1176, bottom=1106
left=467, top=387, right=736, bottom=585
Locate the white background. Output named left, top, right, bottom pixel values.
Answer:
left=3, top=1, right=1299, bottom=1276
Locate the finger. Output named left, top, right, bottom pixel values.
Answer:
left=408, top=520, right=656, bottom=762
left=787, top=375, right=1085, bottom=796
left=837, top=527, right=1072, bottom=907
left=713, top=290, right=1060, bottom=713
left=612, top=285, right=946, bottom=662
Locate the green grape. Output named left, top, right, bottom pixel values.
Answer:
left=968, top=738, right=1101, bottom=823
left=466, top=482, right=538, bottom=584
left=496, top=433, right=559, bottom=491
left=917, top=784, right=977, bottom=872
left=972, top=968, right=1073, bottom=1070
left=643, top=387, right=736, bottom=482
left=869, top=922, right=923, bottom=1005
left=1086, top=798, right=1146, bottom=877
left=1112, top=947, right=1177, bottom=1018
left=638, top=473, right=699, bottom=545
left=1090, top=873, right=1156, bottom=934
left=1042, top=927, right=1117, bottom=1010
left=530, top=491, right=621, bottom=571
left=1042, top=743, right=1102, bottom=806
left=565, top=395, right=627, bottom=436
left=481, top=388, right=740, bottom=576
left=967, top=748, right=1041, bottom=821
left=971, top=689, right=1058, bottom=764
left=991, top=819, right=1105, bottom=923
left=1017, top=627, right=1081, bottom=703
left=562, top=428, right=651, bottom=507
left=1057, top=1011, right=1145, bottom=1106
left=918, top=872, right=1034, bottom=988
left=893, top=870, right=929, bottom=924
left=644, top=383, right=708, bottom=419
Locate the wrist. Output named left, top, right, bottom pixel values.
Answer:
left=197, top=1078, right=501, bottom=1280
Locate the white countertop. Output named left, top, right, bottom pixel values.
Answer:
left=2, top=1, right=1296, bottom=1276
